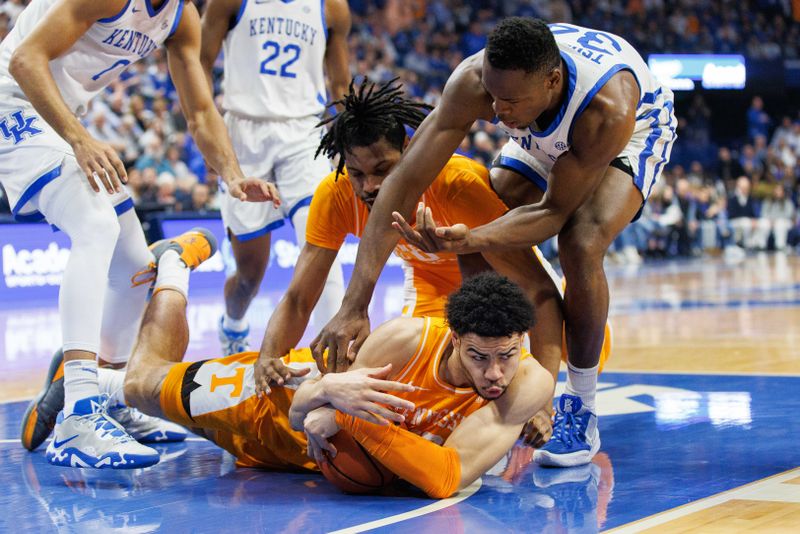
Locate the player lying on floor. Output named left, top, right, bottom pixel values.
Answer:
left=108, top=230, right=553, bottom=496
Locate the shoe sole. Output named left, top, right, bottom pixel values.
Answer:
left=151, top=227, right=218, bottom=269
left=533, top=436, right=601, bottom=468
left=20, top=350, right=65, bottom=451
left=46, top=446, right=160, bottom=469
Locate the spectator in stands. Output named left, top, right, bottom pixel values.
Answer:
left=728, top=176, right=770, bottom=250
left=761, top=184, right=797, bottom=251
left=747, top=96, right=771, bottom=141
left=714, top=147, right=744, bottom=189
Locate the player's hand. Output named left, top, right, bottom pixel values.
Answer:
left=391, top=202, right=448, bottom=253
left=304, top=406, right=339, bottom=464
left=72, top=136, right=127, bottom=194
left=228, top=177, right=281, bottom=205
left=321, top=364, right=415, bottom=426
left=311, top=308, right=371, bottom=373
left=253, top=356, right=311, bottom=398
left=520, top=407, right=554, bottom=448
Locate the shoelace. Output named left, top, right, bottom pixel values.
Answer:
left=551, top=410, right=585, bottom=447
left=83, top=395, right=131, bottom=441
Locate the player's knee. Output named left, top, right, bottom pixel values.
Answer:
left=70, top=207, right=121, bottom=251
left=559, top=225, right=610, bottom=263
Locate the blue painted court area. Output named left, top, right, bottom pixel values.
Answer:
left=1, top=371, right=798, bottom=533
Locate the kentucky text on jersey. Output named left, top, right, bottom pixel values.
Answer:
left=248, top=17, right=318, bottom=45
left=101, top=29, right=159, bottom=59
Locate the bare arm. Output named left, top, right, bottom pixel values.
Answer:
left=458, top=72, right=639, bottom=251
left=254, top=244, right=339, bottom=390
left=166, top=3, right=277, bottom=203
left=323, top=0, right=351, bottom=105
left=9, top=0, right=130, bottom=192
left=199, top=0, right=241, bottom=91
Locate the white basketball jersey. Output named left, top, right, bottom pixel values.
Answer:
left=0, top=0, right=183, bottom=116
left=221, top=0, right=328, bottom=120
left=499, top=23, right=673, bottom=172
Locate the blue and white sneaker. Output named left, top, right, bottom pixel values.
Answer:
left=108, top=404, right=188, bottom=443
left=218, top=316, right=250, bottom=355
left=534, top=394, right=600, bottom=467
left=45, top=396, right=160, bottom=469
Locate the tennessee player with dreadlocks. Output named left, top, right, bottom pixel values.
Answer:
left=252, top=77, right=585, bottom=447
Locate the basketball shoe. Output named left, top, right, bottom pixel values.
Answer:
left=45, top=395, right=160, bottom=469
left=131, top=227, right=219, bottom=287
left=218, top=317, right=250, bottom=355
left=534, top=394, right=600, bottom=467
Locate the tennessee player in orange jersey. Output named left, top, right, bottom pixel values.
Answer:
left=255, top=78, right=561, bottom=391
left=119, top=239, right=553, bottom=497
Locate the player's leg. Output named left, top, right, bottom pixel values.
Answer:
left=26, top=159, right=159, bottom=467
left=98, top=207, right=153, bottom=367
left=220, top=230, right=271, bottom=353
left=124, top=227, right=219, bottom=416
left=217, top=112, right=276, bottom=354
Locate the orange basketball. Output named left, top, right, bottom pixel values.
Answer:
left=318, top=430, right=397, bottom=494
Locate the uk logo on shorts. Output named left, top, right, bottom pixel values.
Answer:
left=0, top=110, right=43, bottom=145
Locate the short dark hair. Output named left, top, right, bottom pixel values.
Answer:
left=486, top=17, right=560, bottom=75
left=316, top=77, right=432, bottom=179
left=446, top=272, right=535, bottom=338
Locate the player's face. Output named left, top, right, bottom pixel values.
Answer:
left=481, top=63, right=562, bottom=129
left=344, top=138, right=403, bottom=209
left=454, top=333, right=523, bottom=400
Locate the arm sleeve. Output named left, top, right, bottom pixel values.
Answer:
left=335, top=411, right=462, bottom=499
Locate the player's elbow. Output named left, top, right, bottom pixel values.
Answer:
left=8, top=47, right=35, bottom=83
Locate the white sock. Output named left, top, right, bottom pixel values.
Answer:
left=564, top=362, right=599, bottom=413
left=155, top=249, right=190, bottom=299
left=63, top=359, right=101, bottom=415
left=97, top=367, right=127, bottom=407
left=222, top=313, right=248, bottom=332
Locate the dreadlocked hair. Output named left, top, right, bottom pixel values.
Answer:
left=316, top=77, right=432, bottom=179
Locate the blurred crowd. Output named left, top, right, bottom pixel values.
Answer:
left=1, top=0, right=799, bottom=260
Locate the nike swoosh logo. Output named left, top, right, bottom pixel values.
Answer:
left=52, top=434, right=80, bottom=448
left=132, top=7, right=141, bottom=12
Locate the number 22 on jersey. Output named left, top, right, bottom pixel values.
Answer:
left=260, top=40, right=301, bottom=78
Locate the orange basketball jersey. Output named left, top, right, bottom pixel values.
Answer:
left=305, top=155, right=507, bottom=317
left=158, top=318, right=530, bottom=470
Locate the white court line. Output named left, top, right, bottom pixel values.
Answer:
left=327, top=478, right=482, bottom=534
left=605, top=467, right=800, bottom=533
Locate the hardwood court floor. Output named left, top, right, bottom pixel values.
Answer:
left=0, top=253, right=798, bottom=532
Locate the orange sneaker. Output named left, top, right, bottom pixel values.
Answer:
left=20, top=349, right=65, bottom=451
left=131, top=227, right=218, bottom=287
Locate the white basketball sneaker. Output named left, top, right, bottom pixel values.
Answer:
left=45, top=396, right=160, bottom=469
left=108, top=404, right=188, bottom=443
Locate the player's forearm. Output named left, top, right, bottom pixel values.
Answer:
left=259, top=291, right=317, bottom=362
left=186, top=108, right=243, bottom=185
left=9, top=49, right=89, bottom=146
left=336, top=412, right=462, bottom=498
left=469, top=204, right=567, bottom=250
left=288, top=377, right=329, bottom=430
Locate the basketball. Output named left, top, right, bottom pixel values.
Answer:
left=318, top=430, right=397, bottom=494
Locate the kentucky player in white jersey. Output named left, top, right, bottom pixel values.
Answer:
left=2, top=0, right=278, bottom=469
left=312, top=17, right=676, bottom=468
left=200, top=0, right=350, bottom=355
